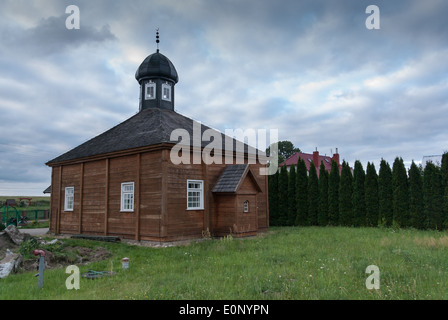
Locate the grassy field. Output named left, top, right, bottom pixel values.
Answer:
left=0, top=196, right=50, bottom=203
left=1, top=196, right=50, bottom=225
left=0, top=226, right=447, bottom=300
left=1, top=196, right=50, bottom=213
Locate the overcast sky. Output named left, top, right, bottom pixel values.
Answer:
left=0, top=0, right=447, bottom=196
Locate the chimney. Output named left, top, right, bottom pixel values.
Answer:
left=313, top=148, right=319, bottom=168
left=332, top=147, right=340, bottom=165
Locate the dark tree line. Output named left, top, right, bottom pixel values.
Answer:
left=268, top=152, right=448, bottom=230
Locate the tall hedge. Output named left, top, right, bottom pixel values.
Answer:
left=287, top=164, right=297, bottom=226
left=278, top=165, right=290, bottom=226
left=408, top=161, right=424, bottom=229
left=423, top=162, right=443, bottom=230
left=328, top=160, right=340, bottom=225
left=269, top=152, right=448, bottom=231
left=365, top=162, right=379, bottom=226
left=296, top=157, right=308, bottom=226
left=392, top=157, right=409, bottom=227
left=308, top=162, right=319, bottom=226
left=378, top=159, right=393, bottom=227
left=268, top=171, right=279, bottom=226
left=441, top=152, right=448, bottom=228
left=339, top=160, right=353, bottom=226
left=318, top=161, right=329, bottom=226
left=352, top=160, right=366, bottom=227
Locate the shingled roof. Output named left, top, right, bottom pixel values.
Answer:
left=212, top=164, right=262, bottom=193
left=46, top=108, right=258, bottom=165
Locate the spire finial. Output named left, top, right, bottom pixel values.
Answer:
left=156, top=28, right=160, bottom=53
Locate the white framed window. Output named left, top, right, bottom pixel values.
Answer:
left=121, top=182, right=135, bottom=212
left=244, top=200, right=249, bottom=213
left=145, top=82, right=156, bottom=100
left=187, top=180, right=204, bottom=210
left=64, top=187, right=74, bottom=211
left=162, top=83, right=171, bottom=101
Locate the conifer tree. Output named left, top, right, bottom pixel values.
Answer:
left=278, top=165, right=289, bottom=226
left=365, top=162, right=379, bottom=227
left=408, top=161, right=424, bottom=229
left=378, top=159, right=393, bottom=226
left=318, top=161, right=329, bottom=226
left=308, top=162, right=319, bottom=226
left=296, top=157, right=308, bottom=226
left=352, top=160, right=366, bottom=227
left=268, top=171, right=279, bottom=226
left=441, top=152, right=448, bottom=229
left=392, top=157, right=409, bottom=227
left=339, top=160, right=353, bottom=226
left=328, top=160, right=340, bottom=225
left=423, top=162, right=443, bottom=230
left=287, top=164, right=297, bottom=226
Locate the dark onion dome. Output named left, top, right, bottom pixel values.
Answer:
left=135, top=52, right=179, bottom=84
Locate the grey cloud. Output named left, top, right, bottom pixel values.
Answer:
left=1, top=0, right=448, bottom=195
left=3, top=14, right=116, bottom=56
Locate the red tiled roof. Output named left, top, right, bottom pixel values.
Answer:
left=279, top=151, right=342, bottom=176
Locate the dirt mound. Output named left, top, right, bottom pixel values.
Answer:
left=1, top=227, right=113, bottom=274
left=21, top=246, right=112, bottom=271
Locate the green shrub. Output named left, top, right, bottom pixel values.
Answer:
left=19, top=238, right=65, bottom=259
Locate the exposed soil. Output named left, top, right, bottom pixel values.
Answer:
left=20, top=246, right=112, bottom=272
left=1, top=229, right=112, bottom=273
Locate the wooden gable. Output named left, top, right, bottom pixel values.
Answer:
left=212, top=164, right=262, bottom=195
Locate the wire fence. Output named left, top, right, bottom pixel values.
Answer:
left=1, top=208, right=50, bottom=227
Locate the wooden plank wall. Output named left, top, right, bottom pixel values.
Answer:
left=50, top=149, right=269, bottom=241
left=165, top=157, right=206, bottom=240
left=51, top=151, right=165, bottom=240
left=49, top=167, right=60, bottom=233
left=108, top=155, right=138, bottom=237
left=59, top=163, right=81, bottom=234
left=213, top=194, right=237, bottom=236
left=235, top=175, right=259, bottom=236
left=235, top=194, right=257, bottom=236
left=251, top=163, right=269, bottom=231
left=165, top=156, right=269, bottom=240
left=82, top=160, right=106, bottom=234
left=139, top=152, right=163, bottom=240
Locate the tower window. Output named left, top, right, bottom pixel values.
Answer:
left=162, top=83, right=171, bottom=101
left=244, top=200, right=249, bottom=213
left=145, top=82, right=156, bottom=100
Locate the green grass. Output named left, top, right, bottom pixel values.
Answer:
left=0, top=226, right=447, bottom=300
